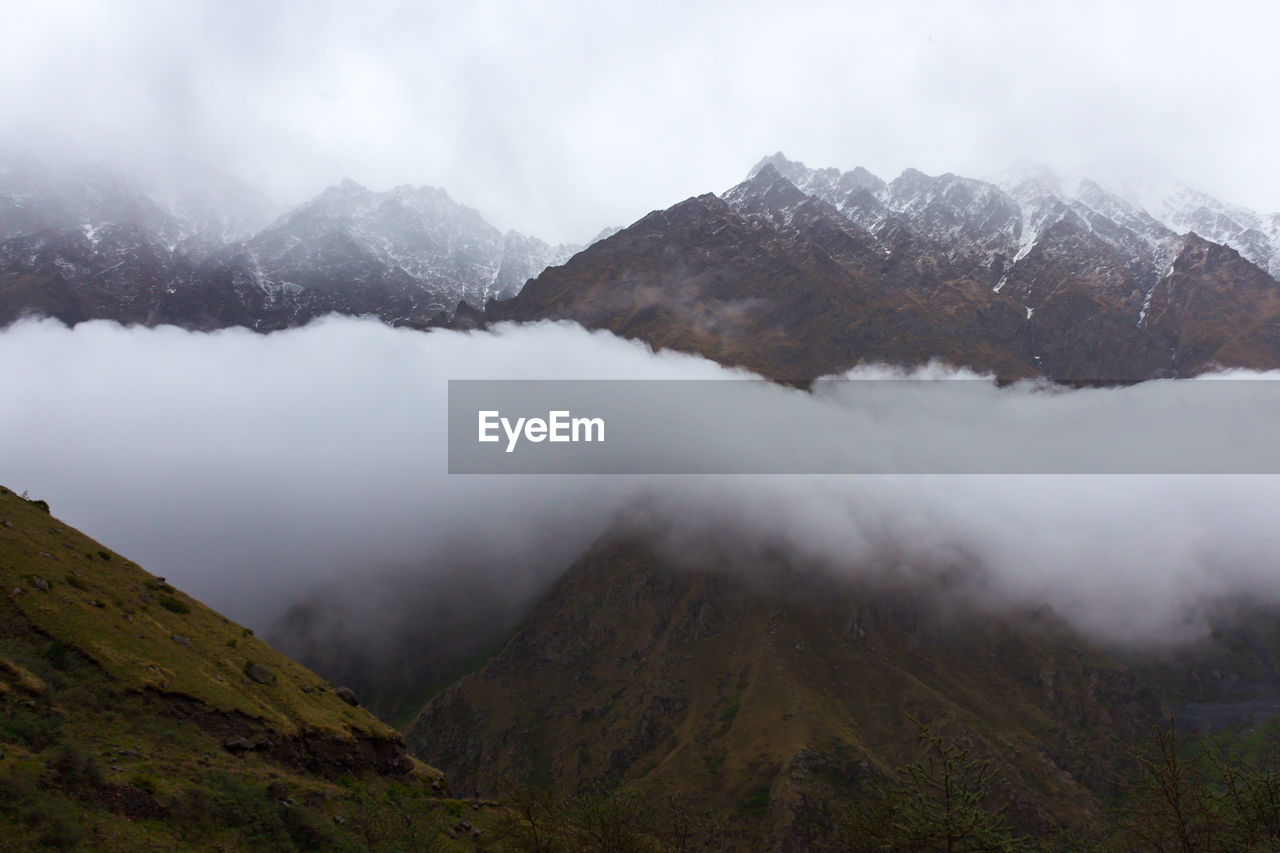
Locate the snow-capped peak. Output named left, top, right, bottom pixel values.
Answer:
left=1116, top=177, right=1279, bottom=278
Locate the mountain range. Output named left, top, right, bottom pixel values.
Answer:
left=0, top=153, right=582, bottom=330
left=7, top=150, right=1276, bottom=381
left=490, top=154, right=1280, bottom=381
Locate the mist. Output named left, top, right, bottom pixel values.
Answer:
left=3, top=316, right=1280, bottom=650
left=4, top=1, right=1279, bottom=243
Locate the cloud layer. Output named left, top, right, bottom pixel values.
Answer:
left=3, top=1, right=1278, bottom=242
left=3, top=316, right=1280, bottom=646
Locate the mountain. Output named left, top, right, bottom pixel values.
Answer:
left=1120, top=177, right=1280, bottom=279
left=161, top=179, right=577, bottom=330
left=488, top=153, right=1280, bottom=381
left=408, top=536, right=1149, bottom=842
left=1143, top=234, right=1280, bottom=371
left=405, top=534, right=1280, bottom=849
left=487, top=182, right=1037, bottom=381
left=0, top=154, right=575, bottom=330
left=0, top=484, right=510, bottom=850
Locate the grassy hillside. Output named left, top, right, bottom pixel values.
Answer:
left=0, top=485, right=520, bottom=851
left=0, top=484, right=399, bottom=744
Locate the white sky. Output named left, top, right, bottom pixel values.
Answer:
left=2, top=0, right=1277, bottom=244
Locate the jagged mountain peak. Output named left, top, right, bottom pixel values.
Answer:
left=988, top=160, right=1075, bottom=198
left=233, top=179, right=576, bottom=316
left=748, top=153, right=887, bottom=198
left=839, top=165, right=887, bottom=195
left=744, top=162, right=1012, bottom=257
left=746, top=154, right=1265, bottom=291
left=747, top=160, right=785, bottom=184
left=722, top=168, right=824, bottom=233
left=891, top=165, right=932, bottom=185
left=0, top=152, right=581, bottom=329
left=587, top=224, right=624, bottom=245
left=885, top=168, right=1013, bottom=213
left=1117, top=177, right=1280, bottom=278
left=726, top=162, right=803, bottom=201
left=747, top=150, right=798, bottom=178
left=292, top=178, right=376, bottom=218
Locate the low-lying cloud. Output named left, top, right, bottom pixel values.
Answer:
left=2, top=316, right=1280, bottom=650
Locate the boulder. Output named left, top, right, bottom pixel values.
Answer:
left=243, top=662, right=276, bottom=685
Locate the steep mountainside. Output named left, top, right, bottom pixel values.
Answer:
left=486, top=185, right=1037, bottom=381
left=1120, top=177, right=1280, bottom=279
left=0, top=485, right=499, bottom=850
left=407, top=535, right=1280, bottom=849
left=489, top=154, right=1280, bottom=381
left=1143, top=234, right=1280, bottom=371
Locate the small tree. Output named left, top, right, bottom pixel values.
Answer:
left=1214, top=742, right=1280, bottom=848
left=494, top=778, right=569, bottom=853
left=19, top=490, right=50, bottom=513
left=839, top=719, right=1026, bottom=852
left=1113, top=720, right=1280, bottom=853
left=652, top=792, right=721, bottom=853
left=563, top=784, right=655, bottom=853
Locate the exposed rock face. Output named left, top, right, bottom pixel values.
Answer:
left=1143, top=234, right=1280, bottom=371
left=486, top=186, right=1037, bottom=381
left=490, top=154, right=1280, bottom=381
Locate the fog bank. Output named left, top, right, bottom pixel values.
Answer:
left=2, top=316, right=1279, bottom=645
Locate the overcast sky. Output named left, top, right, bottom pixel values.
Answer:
left=3, top=0, right=1277, bottom=244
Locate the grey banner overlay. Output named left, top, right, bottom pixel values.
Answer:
left=448, top=379, right=1280, bottom=474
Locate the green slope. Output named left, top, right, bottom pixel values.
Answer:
left=0, top=484, right=401, bottom=745
left=0, top=485, right=520, bottom=851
